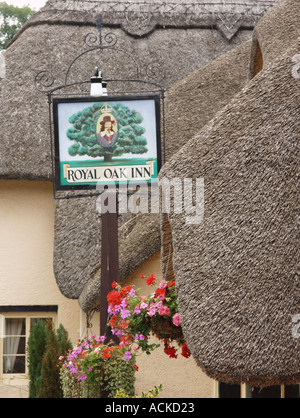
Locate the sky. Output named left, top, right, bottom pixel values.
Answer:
left=5, top=0, right=47, bottom=11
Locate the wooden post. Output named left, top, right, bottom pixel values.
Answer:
left=99, top=193, right=119, bottom=341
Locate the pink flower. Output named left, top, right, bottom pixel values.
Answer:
left=129, top=288, right=135, bottom=297
left=159, top=280, right=167, bottom=289
left=140, top=302, right=148, bottom=310
left=134, top=305, right=141, bottom=314
left=123, top=351, right=132, bottom=360
left=159, top=306, right=170, bottom=316
left=148, top=306, right=157, bottom=317
left=121, top=309, right=130, bottom=319
left=172, top=313, right=181, bottom=326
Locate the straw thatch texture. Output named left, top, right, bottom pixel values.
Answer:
left=250, top=0, right=300, bottom=78
left=160, top=34, right=300, bottom=385
left=164, top=39, right=252, bottom=160
left=161, top=40, right=253, bottom=284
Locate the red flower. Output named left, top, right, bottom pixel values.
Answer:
left=112, top=281, right=117, bottom=288
left=107, top=285, right=133, bottom=306
left=167, top=280, right=176, bottom=288
left=107, top=290, right=122, bottom=307
left=181, top=343, right=191, bottom=358
left=134, top=364, right=139, bottom=372
left=163, top=339, right=178, bottom=359
left=109, top=315, right=117, bottom=327
left=146, top=274, right=156, bottom=286
left=155, top=288, right=166, bottom=297
left=102, top=347, right=112, bottom=359
left=120, top=320, right=129, bottom=329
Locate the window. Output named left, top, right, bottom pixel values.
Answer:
left=215, top=382, right=300, bottom=398
left=3, top=318, right=26, bottom=374
left=0, top=308, right=57, bottom=378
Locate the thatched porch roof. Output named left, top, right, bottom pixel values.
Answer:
left=160, top=0, right=300, bottom=386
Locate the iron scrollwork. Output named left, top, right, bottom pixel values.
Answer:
left=34, top=16, right=166, bottom=93
left=34, top=70, right=55, bottom=92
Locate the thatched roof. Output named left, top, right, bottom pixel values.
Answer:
left=160, top=0, right=300, bottom=386
left=0, top=0, right=270, bottom=181
left=0, top=1, right=277, bottom=310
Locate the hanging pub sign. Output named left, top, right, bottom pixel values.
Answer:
left=53, top=95, right=161, bottom=190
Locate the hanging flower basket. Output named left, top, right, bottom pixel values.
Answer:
left=149, top=317, right=184, bottom=342
left=107, top=274, right=191, bottom=358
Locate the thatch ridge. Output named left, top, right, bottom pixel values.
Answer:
left=8, top=0, right=278, bottom=46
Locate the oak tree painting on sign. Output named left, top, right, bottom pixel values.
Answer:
left=53, top=96, right=161, bottom=189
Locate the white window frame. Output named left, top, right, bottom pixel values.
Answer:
left=0, top=311, right=57, bottom=380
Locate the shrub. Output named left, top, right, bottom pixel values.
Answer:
left=27, top=321, right=72, bottom=398
left=39, top=327, right=62, bottom=398
left=27, top=320, right=47, bottom=398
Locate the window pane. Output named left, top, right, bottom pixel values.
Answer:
left=219, top=383, right=240, bottom=398
left=251, top=385, right=281, bottom=398
left=285, top=385, right=300, bottom=399
left=5, top=318, right=25, bottom=336
left=3, top=356, right=26, bottom=374
left=3, top=336, right=26, bottom=355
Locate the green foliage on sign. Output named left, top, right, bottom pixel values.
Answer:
left=0, top=2, right=35, bottom=50
left=67, top=102, right=148, bottom=162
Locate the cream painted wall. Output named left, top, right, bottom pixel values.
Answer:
left=0, top=181, right=81, bottom=398
left=0, top=181, right=80, bottom=341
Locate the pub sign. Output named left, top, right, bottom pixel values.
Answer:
left=53, top=95, right=161, bottom=190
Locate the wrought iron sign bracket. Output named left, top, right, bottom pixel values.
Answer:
left=34, top=18, right=166, bottom=202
